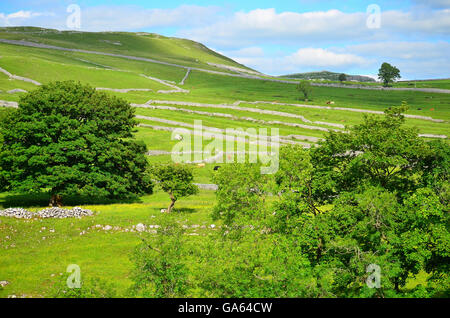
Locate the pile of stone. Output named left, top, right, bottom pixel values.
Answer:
left=37, top=207, right=93, bottom=219
left=0, top=207, right=93, bottom=219
left=0, top=208, right=34, bottom=219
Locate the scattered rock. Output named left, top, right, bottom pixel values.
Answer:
left=136, top=223, right=146, bottom=232
left=0, top=280, right=9, bottom=287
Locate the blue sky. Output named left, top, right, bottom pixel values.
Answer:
left=0, top=0, right=449, bottom=79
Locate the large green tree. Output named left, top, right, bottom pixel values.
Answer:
left=0, top=81, right=153, bottom=205
left=378, top=62, right=401, bottom=87
left=311, top=104, right=432, bottom=200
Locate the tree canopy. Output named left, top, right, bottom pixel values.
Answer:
left=0, top=81, right=153, bottom=205
left=378, top=62, right=401, bottom=87
left=297, top=81, right=313, bottom=101
left=207, top=105, right=449, bottom=297
left=151, top=163, right=198, bottom=213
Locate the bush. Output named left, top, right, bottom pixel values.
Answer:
left=130, top=216, right=188, bottom=297
left=212, top=163, right=269, bottom=228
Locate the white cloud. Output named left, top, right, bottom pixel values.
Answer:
left=224, top=47, right=265, bottom=57
left=286, top=48, right=367, bottom=68
left=228, top=42, right=449, bottom=79
left=0, top=10, right=55, bottom=26
left=226, top=47, right=368, bottom=75
left=180, top=8, right=367, bottom=47
left=7, top=10, right=35, bottom=19
left=382, top=9, right=450, bottom=35
left=80, top=5, right=221, bottom=31
left=0, top=5, right=220, bottom=31
left=180, top=7, right=450, bottom=48
left=348, top=41, right=450, bottom=60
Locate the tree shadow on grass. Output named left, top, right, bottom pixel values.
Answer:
left=0, top=193, right=142, bottom=208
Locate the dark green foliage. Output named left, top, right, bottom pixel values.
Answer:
left=0, top=81, right=153, bottom=203
left=201, top=106, right=449, bottom=298
left=130, top=217, right=332, bottom=298
left=130, top=217, right=188, bottom=297
left=420, top=140, right=450, bottom=204
left=311, top=103, right=432, bottom=200
left=339, top=73, right=347, bottom=82
left=0, top=108, right=14, bottom=192
left=212, top=163, right=268, bottom=227
left=194, top=233, right=327, bottom=297
left=151, top=163, right=198, bottom=213
left=271, top=145, right=314, bottom=233
left=378, top=62, right=401, bottom=87
left=398, top=188, right=449, bottom=289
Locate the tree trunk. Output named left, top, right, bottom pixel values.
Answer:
left=49, top=194, right=63, bottom=207
left=167, top=193, right=176, bottom=213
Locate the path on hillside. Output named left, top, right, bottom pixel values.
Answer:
left=1, top=38, right=449, bottom=94
left=0, top=60, right=188, bottom=95
left=146, top=99, right=446, bottom=123
left=136, top=115, right=319, bottom=144
left=138, top=123, right=313, bottom=147
left=179, top=68, right=191, bottom=85
left=140, top=74, right=189, bottom=93
left=137, top=104, right=340, bottom=132
left=140, top=101, right=346, bottom=128
left=0, top=65, right=41, bottom=86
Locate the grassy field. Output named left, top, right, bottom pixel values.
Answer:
left=283, top=78, right=450, bottom=90
left=0, top=189, right=217, bottom=297
left=0, top=28, right=448, bottom=298
left=0, top=26, right=254, bottom=73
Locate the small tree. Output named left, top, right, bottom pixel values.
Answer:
left=378, top=62, right=401, bottom=87
left=338, top=73, right=347, bottom=83
left=131, top=216, right=188, bottom=297
left=0, top=81, right=153, bottom=206
left=151, top=164, right=198, bottom=213
left=297, top=81, right=313, bottom=101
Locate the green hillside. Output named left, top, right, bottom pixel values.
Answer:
left=0, top=26, right=257, bottom=74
